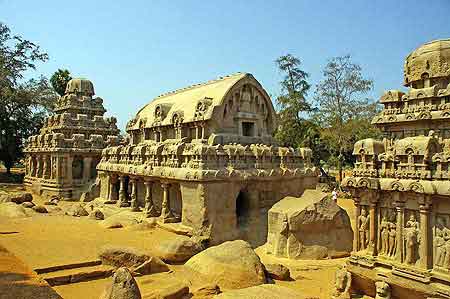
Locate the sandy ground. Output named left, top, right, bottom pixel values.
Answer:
left=0, top=184, right=365, bottom=299
left=0, top=244, right=61, bottom=299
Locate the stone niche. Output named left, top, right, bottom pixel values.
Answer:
left=343, top=39, right=450, bottom=299
left=23, top=78, right=120, bottom=200
left=97, top=73, right=318, bottom=246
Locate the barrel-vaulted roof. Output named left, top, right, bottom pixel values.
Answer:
left=127, top=72, right=275, bottom=130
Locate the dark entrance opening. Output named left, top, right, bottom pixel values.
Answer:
left=236, top=191, right=250, bottom=228
left=242, top=122, right=255, bottom=137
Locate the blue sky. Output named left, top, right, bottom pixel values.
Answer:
left=2, top=0, right=450, bottom=131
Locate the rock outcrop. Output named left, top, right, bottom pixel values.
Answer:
left=0, top=192, right=33, bottom=204
left=264, top=263, right=291, bottom=281
left=99, top=246, right=169, bottom=275
left=100, top=267, right=141, bottom=299
left=212, top=284, right=302, bottom=299
left=266, top=189, right=353, bottom=259
left=65, top=203, right=89, bottom=217
left=157, top=235, right=204, bottom=263
left=99, top=246, right=151, bottom=268
left=99, top=211, right=140, bottom=229
left=0, top=202, right=29, bottom=218
left=185, top=240, right=266, bottom=289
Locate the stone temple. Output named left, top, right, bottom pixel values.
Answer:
left=343, top=39, right=450, bottom=298
left=24, top=78, right=120, bottom=200
left=96, top=72, right=318, bottom=246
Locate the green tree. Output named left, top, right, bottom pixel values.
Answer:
left=0, top=23, right=56, bottom=174
left=274, top=54, right=312, bottom=148
left=314, top=55, right=379, bottom=182
left=50, top=68, right=72, bottom=96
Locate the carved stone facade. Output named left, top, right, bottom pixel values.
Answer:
left=97, top=73, right=318, bottom=246
left=24, top=78, right=120, bottom=200
left=343, top=39, right=450, bottom=298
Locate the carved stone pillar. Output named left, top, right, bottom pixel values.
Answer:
left=108, top=175, right=118, bottom=202
left=354, top=197, right=361, bottom=252
left=66, top=156, right=73, bottom=184
left=31, top=157, right=36, bottom=177
left=42, top=155, right=49, bottom=179
left=195, top=126, right=199, bottom=139
left=419, top=195, right=432, bottom=269
left=118, top=175, right=129, bottom=207
left=160, top=182, right=176, bottom=223
left=394, top=194, right=405, bottom=263
left=130, top=178, right=139, bottom=212
left=368, top=192, right=379, bottom=256
left=143, top=180, right=158, bottom=217
left=83, top=157, right=92, bottom=182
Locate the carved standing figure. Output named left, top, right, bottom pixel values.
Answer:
left=405, top=214, right=419, bottom=265
left=358, top=207, right=370, bottom=250
left=388, top=222, right=397, bottom=257
left=380, top=214, right=390, bottom=255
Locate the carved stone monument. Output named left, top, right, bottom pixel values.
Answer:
left=97, top=73, right=318, bottom=246
left=24, top=78, right=120, bottom=200
left=343, top=39, right=450, bottom=298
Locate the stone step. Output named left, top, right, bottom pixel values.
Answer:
left=35, top=260, right=102, bottom=274
left=39, top=263, right=114, bottom=286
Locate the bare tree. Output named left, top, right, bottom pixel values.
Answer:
left=314, top=55, right=375, bottom=182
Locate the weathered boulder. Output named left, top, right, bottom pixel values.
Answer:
left=157, top=283, right=189, bottom=299
left=0, top=192, right=33, bottom=204
left=100, top=211, right=140, bottom=229
left=22, top=201, right=35, bottom=209
left=89, top=209, right=105, bottom=220
left=65, top=203, right=89, bottom=217
left=100, top=267, right=141, bottom=299
left=213, top=284, right=302, bottom=299
left=0, top=202, right=29, bottom=218
left=264, top=264, right=291, bottom=281
left=185, top=240, right=266, bottom=289
left=266, top=189, right=353, bottom=259
left=99, top=246, right=151, bottom=268
left=157, top=235, right=204, bottom=263
left=133, top=256, right=170, bottom=275
left=192, top=284, right=221, bottom=298
left=32, top=205, right=48, bottom=214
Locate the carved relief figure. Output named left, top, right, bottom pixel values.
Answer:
left=380, top=213, right=390, bottom=255
left=388, top=220, right=397, bottom=257
left=358, top=207, right=370, bottom=250
left=435, top=215, right=450, bottom=269
left=332, top=264, right=352, bottom=299
left=405, top=213, right=419, bottom=265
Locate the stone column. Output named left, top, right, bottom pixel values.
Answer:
left=108, top=175, right=118, bottom=202
left=55, top=156, right=61, bottom=183
left=118, top=175, right=129, bottom=207
left=31, top=157, right=36, bottom=177
left=394, top=194, right=405, bottom=263
left=130, top=177, right=140, bottom=212
left=419, top=195, right=432, bottom=269
left=83, top=157, right=92, bottom=182
left=353, top=198, right=361, bottom=252
left=160, top=182, right=176, bottom=223
left=368, top=192, right=379, bottom=256
left=195, top=125, right=199, bottom=139
left=143, top=180, right=158, bottom=217
left=66, top=156, right=73, bottom=184
left=201, top=124, right=205, bottom=139
left=42, top=155, right=49, bottom=179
